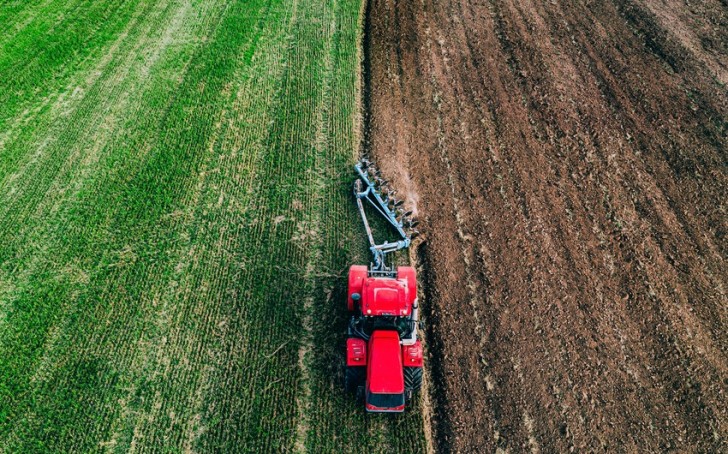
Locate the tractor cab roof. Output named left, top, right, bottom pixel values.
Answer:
left=361, top=277, right=411, bottom=317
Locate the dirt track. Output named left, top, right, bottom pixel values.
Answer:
left=364, top=0, right=727, bottom=451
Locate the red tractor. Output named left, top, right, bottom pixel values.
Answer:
left=345, top=159, right=423, bottom=412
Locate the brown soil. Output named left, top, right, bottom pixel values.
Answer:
left=364, top=0, right=727, bottom=452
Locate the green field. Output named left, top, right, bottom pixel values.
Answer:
left=0, top=0, right=426, bottom=451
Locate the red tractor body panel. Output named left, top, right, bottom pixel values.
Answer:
left=396, top=266, right=418, bottom=305
left=349, top=265, right=418, bottom=317
left=402, top=340, right=423, bottom=367
left=347, top=265, right=368, bottom=311
left=346, top=338, right=367, bottom=366
left=362, top=278, right=410, bottom=316
left=365, top=330, right=405, bottom=413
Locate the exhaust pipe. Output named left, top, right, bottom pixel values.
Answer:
left=402, top=298, right=419, bottom=346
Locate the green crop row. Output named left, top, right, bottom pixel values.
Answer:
left=0, top=0, right=426, bottom=452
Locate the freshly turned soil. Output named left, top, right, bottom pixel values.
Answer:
left=365, top=0, right=727, bottom=451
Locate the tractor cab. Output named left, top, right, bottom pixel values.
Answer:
left=347, top=265, right=419, bottom=342
left=359, top=276, right=411, bottom=316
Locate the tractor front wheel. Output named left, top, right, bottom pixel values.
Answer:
left=404, top=366, right=422, bottom=402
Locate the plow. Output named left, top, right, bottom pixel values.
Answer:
left=352, top=157, right=419, bottom=274
left=345, top=157, right=423, bottom=413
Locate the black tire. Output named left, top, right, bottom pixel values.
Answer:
left=404, top=367, right=422, bottom=393
left=345, top=366, right=366, bottom=394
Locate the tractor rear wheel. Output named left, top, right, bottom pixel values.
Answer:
left=404, top=366, right=422, bottom=398
left=345, top=366, right=365, bottom=394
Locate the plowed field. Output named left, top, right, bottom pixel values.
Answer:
left=365, top=0, right=727, bottom=451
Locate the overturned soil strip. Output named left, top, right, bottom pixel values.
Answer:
left=364, top=0, right=727, bottom=452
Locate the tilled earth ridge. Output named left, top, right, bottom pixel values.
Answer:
left=365, top=0, right=727, bottom=452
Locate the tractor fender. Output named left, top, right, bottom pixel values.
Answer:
left=396, top=266, right=418, bottom=306
left=402, top=340, right=423, bottom=367
left=347, top=338, right=367, bottom=366
left=347, top=265, right=368, bottom=311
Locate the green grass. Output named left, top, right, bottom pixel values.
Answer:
left=0, top=0, right=426, bottom=452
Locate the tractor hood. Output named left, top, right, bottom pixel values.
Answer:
left=366, top=330, right=404, bottom=394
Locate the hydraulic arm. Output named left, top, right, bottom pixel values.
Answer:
left=353, top=158, right=418, bottom=275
